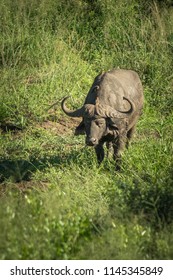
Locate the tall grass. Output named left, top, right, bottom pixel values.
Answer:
left=0, top=0, right=173, bottom=259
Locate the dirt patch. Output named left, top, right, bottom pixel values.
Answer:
left=138, top=129, right=162, bottom=140
left=39, top=117, right=81, bottom=135
left=0, top=117, right=82, bottom=139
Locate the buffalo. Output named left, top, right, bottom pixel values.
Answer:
left=61, top=69, right=144, bottom=168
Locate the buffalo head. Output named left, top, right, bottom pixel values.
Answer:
left=61, top=96, right=134, bottom=146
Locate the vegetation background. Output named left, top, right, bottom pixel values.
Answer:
left=0, top=0, right=173, bottom=259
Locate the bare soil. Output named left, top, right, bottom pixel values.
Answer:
left=38, top=117, right=81, bottom=135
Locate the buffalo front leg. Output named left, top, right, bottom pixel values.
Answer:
left=106, top=141, right=113, bottom=158
left=113, top=134, right=127, bottom=170
left=126, top=125, right=136, bottom=148
left=95, top=143, right=105, bottom=164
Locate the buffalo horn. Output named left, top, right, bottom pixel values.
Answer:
left=61, top=96, right=85, bottom=117
left=97, top=97, right=135, bottom=119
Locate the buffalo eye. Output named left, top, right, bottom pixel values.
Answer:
left=95, top=120, right=104, bottom=127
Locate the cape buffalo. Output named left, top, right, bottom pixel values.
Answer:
left=61, top=69, right=144, bottom=168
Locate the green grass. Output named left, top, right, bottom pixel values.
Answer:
left=0, top=0, right=173, bottom=259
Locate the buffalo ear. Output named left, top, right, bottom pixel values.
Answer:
left=107, top=118, right=118, bottom=129
left=74, top=120, right=85, bottom=135
left=106, top=119, right=119, bottom=137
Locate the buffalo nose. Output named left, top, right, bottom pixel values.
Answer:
left=86, top=137, right=98, bottom=146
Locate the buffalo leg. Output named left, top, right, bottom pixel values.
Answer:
left=95, top=144, right=105, bottom=164
left=106, top=141, right=113, bottom=158
left=126, top=125, right=136, bottom=148
left=113, top=140, right=122, bottom=170
left=113, top=134, right=127, bottom=170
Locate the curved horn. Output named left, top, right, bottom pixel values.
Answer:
left=96, top=97, right=135, bottom=119
left=117, top=97, right=135, bottom=114
left=61, top=96, right=85, bottom=117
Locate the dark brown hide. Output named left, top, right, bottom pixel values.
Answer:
left=61, top=69, right=144, bottom=168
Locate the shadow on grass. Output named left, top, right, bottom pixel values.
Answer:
left=0, top=122, right=23, bottom=133
left=0, top=148, right=91, bottom=183
left=0, top=159, right=42, bottom=183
